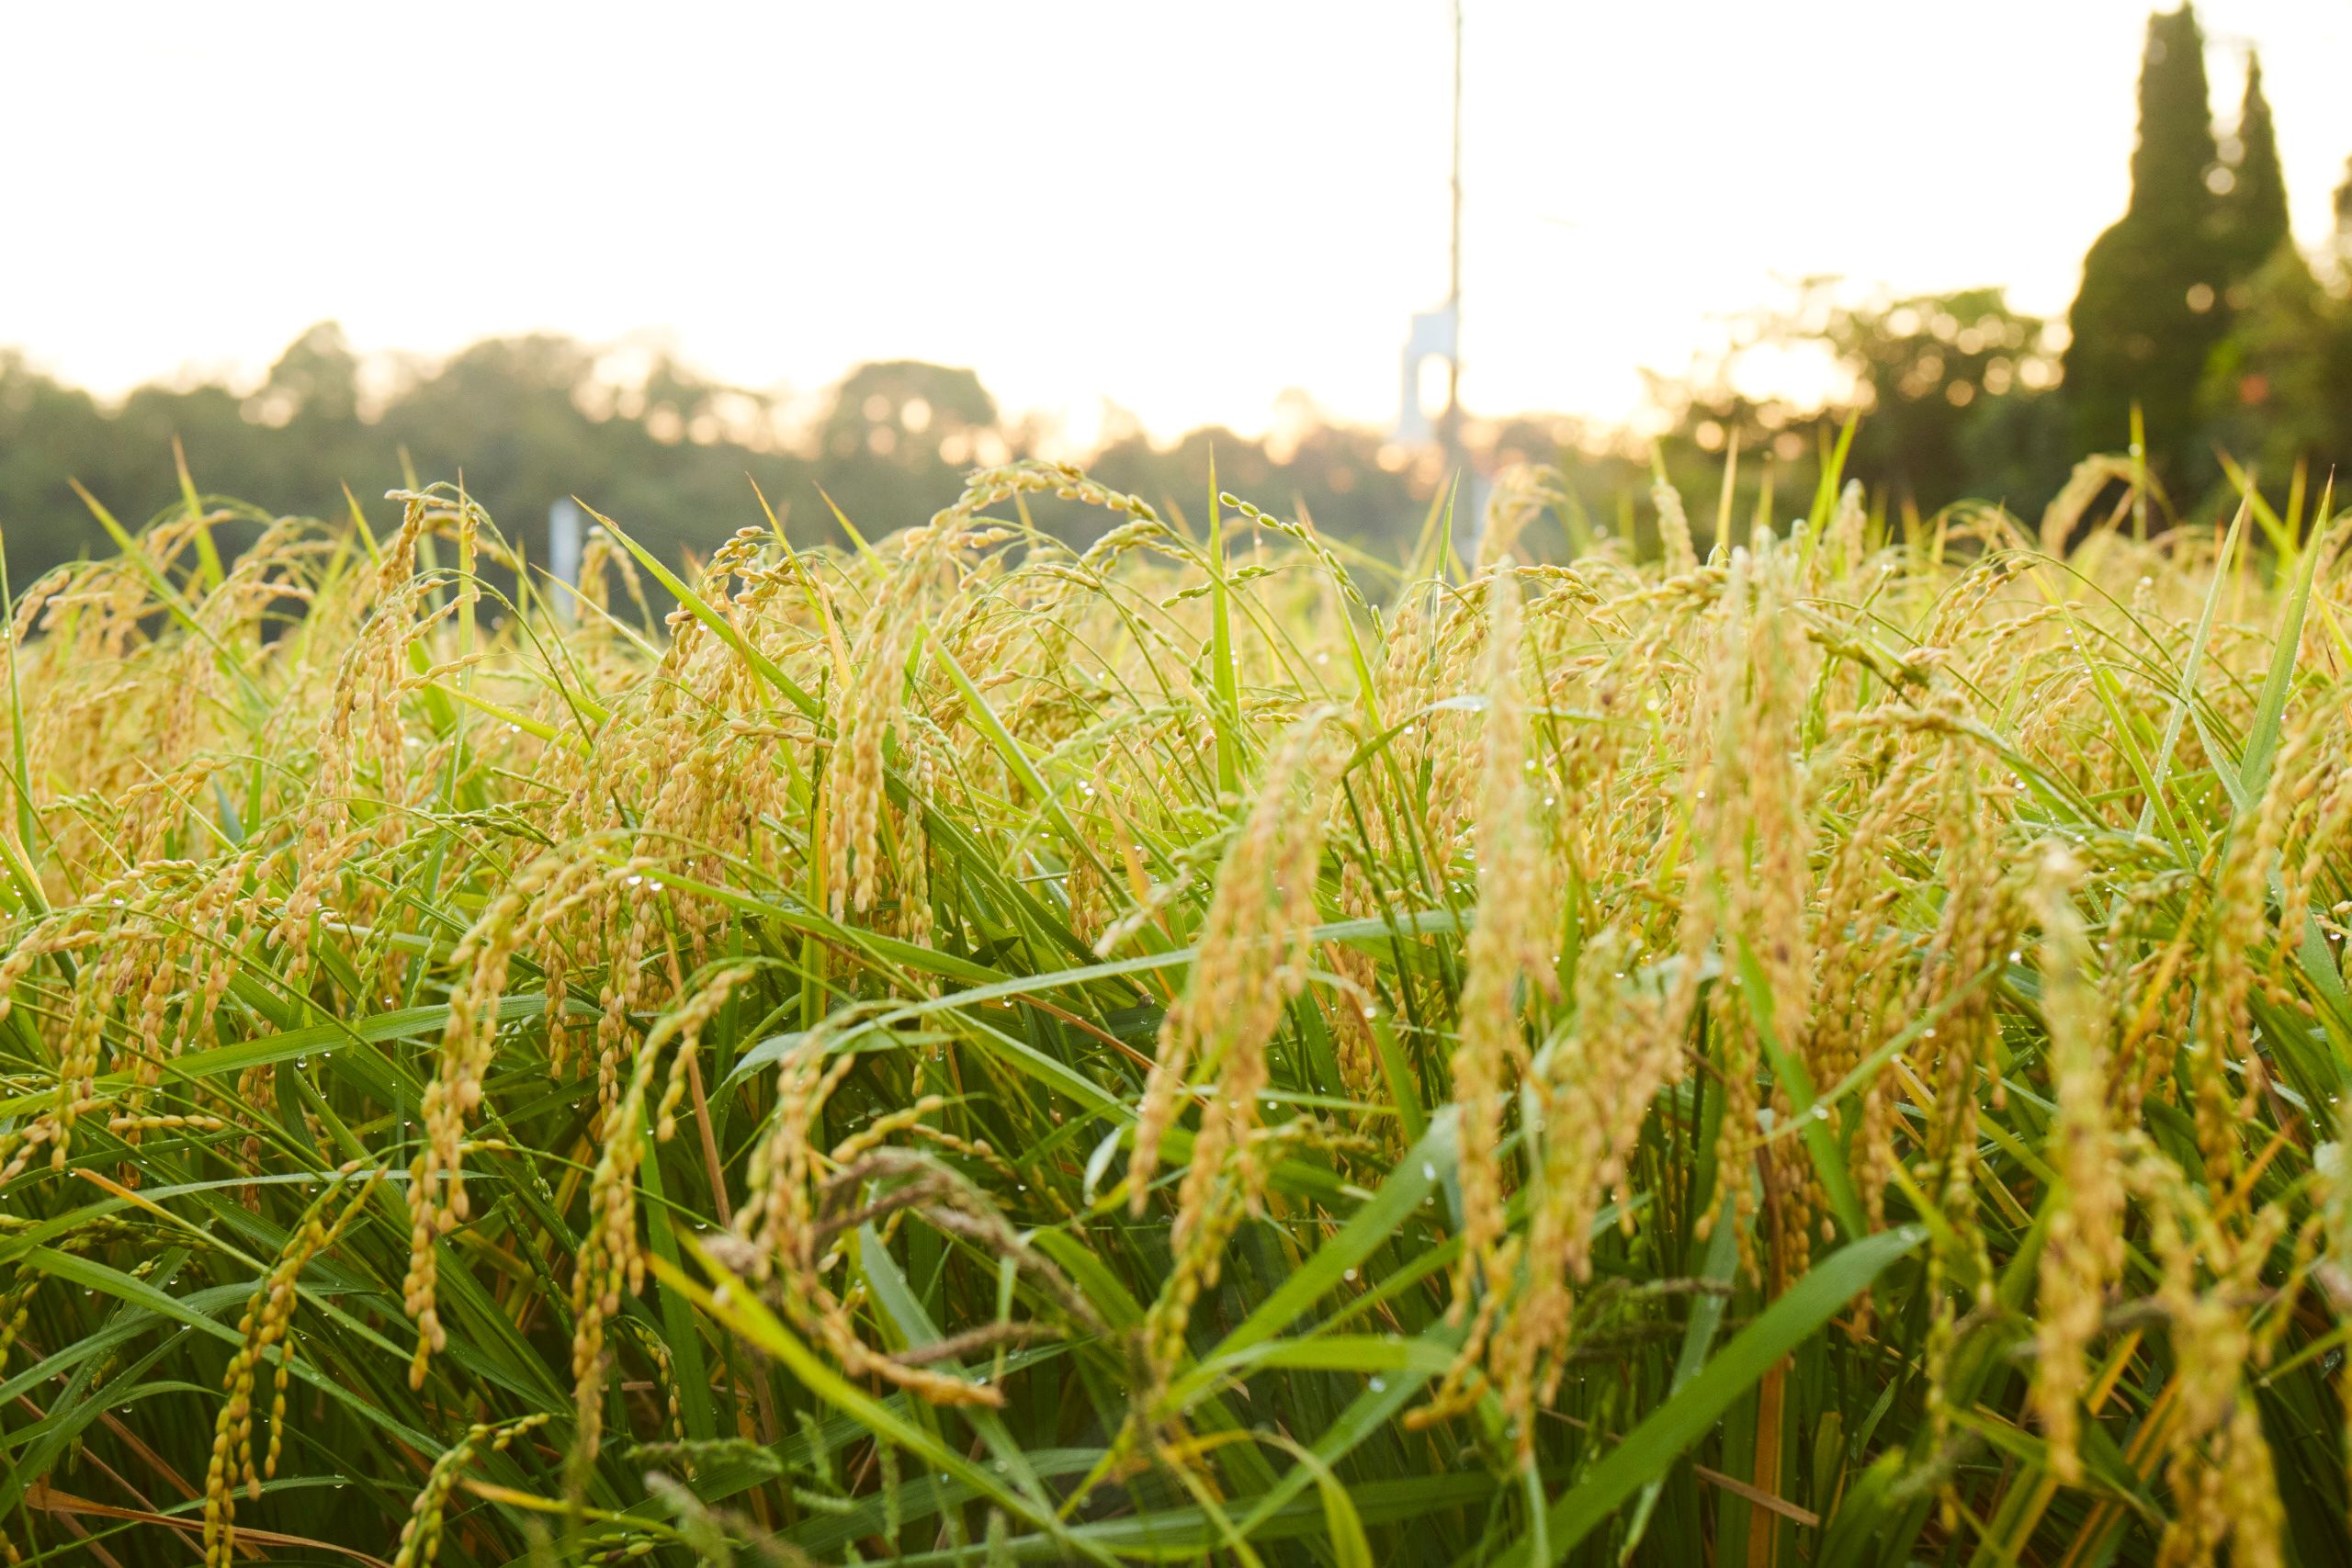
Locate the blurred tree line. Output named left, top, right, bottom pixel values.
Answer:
left=5, top=5, right=2346, bottom=587
left=0, top=327, right=1477, bottom=589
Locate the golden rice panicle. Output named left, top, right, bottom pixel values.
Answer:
left=1128, top=710, right=1338, bottom=1223
left=571, top=964, right=753, bottom=1469
left=1814, top=747, right=1936, bottom=1228
left=1479, top=465, right=1569, bottom=573
left=2316, top=1112, right=2352, bottom=1516
left=2136, top=1158, right=2292, bottom=1568
left=1491, top=928, right=1679, bottom=1454
left=1684, top=536, right=1817, bottom=1282
left=2191, top=705, right=2320, bottom=1180
left=1122, top=713, right=1339, bottom=1419
left=508, top=855, right=609, bottom=1084
left=727, top=1027, right=1007, bottom=1409
left=1325, top=853, right=1389, bottom=1100
left=1652, top=471, right=1698, bottom=575
left=1363, top=584, right=1435, bottom=870
left=2267, top=702, right=2352, bottom=998
left=828, top=557, right=926, bottom=926
left=733, top=1025, right=851, bottom=1281
left=390, top=1414, right=551, bottom=1568
left=1442, top=564, right=1554, bottom=1306
left=277, top=489, right=444, bottom=980
left=590, top=874, right=662, bottom=1116
left=1823, top=478, right=1868, bottom=582
left=823, top=460, right=1158, bottom=923
left=1920, top=552, right=2022, bottom=655
left=401, top=852, right=562, bottom=1388
left=204, top=1166, right=380, bottom=1568
left=1136, top=1118, right=1343, bottom=1432
left=0, top=860, right=209, bottom=1183
left=823, top=501, right=963, bottom=922
left=899, top=731, right=939, bottom=947
left=1736, top=536, right=1823, bottom=1279
left=0, top=922, right=96, bottom=1184
left=50, top=920, right=146, bottom=1172
left=2100, top=867, right=2196, bottom=1119
left=1412, top=565, right=1558, bottom=1432
left=2026, top=845, right=2124, bottom=1484
left=1909, top=750, right=2018, bottom=1450
left=1412, top=587, right=1494, bottom=863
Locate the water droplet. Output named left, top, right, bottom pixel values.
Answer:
left=1368, top=1377, right=1387, bottom=1393
left=1343, top=1268, right=1358, bottom=1281
left=1421, top=1162, right=1438, bottom=1181
left=2007, top=950, right=2022, bottom=964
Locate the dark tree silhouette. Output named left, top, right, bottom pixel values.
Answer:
left=2064, top=6, right=2232, bottom=488
left=2216, top=54, right=2290, bottom=296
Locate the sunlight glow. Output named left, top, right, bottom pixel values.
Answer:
left=4, top=0, right=2348, bottom=437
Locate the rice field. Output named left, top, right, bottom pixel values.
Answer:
left=1, top=449, right=2349, bottom=1566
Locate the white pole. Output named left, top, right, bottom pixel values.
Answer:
left=548, top=497, right=582, bottom=626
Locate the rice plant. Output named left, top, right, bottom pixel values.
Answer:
left=1, top=445, right=2348, bottom=1566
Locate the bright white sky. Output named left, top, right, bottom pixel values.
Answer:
left=6, top=1, right=2350, bottom=442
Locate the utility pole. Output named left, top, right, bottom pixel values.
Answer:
left=1392, top=0, right=1470, bottom=491
left=1442, top=0, right=1464, bottom=479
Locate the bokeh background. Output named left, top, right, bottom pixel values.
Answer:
left=5, top=0, right=2351, bottom=581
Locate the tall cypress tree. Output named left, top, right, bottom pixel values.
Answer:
left=2216, top=54, right=2291, bottom=293
left=2064, top=6, right=2232, bottom=485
